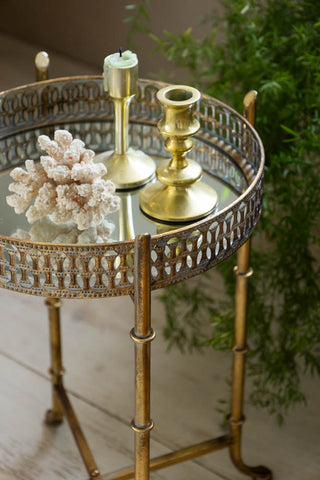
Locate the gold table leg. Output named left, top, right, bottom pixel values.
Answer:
left=44, top=297, right=101, bottom=478
left=131, top=234, right=155, bottom=480
left=45, top=297, right=64, bottom=425
left=229, top=240, right=271, bottom=479
left=54, top=384, right=101, bottom=479
left=228, top=91, right=272, bottom=479
left=36, top=54, right=100, bottom=478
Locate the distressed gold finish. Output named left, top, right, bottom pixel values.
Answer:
left=0, top=78, right=264, bottom=299
left=228, top=90, right=272, bottom=479
left=43, top=227, right=102, bottom=480
left=55, top=384, right=101, bottom=479
left=36, top=57, right=101, bottom=479
left=45, top=297, right=64, bottom=425
left=102, top=435, right=233, bottom=480
left=0, top=75, right=269, bottom=479
left=132, top=234, right=154, bottom=480
left=37, top=55, right=64, bottom=428
left=140, top=85, right=218, bottom=222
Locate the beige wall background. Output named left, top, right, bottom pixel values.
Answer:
left=0, top=0, right=223, bottom=80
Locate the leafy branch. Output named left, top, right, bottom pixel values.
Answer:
left=125, top=0, right=320, bottom=423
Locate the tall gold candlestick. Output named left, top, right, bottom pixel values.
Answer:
left=96, top=50, right=156, bottom=190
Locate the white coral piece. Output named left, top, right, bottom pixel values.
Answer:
left=6, top=130, right=120, bottom=231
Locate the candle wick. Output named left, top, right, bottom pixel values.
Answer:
left=119, top=47, right=123, bottom=57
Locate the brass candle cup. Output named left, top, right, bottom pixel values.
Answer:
left=96, top=53, right=156, bottom=190
left=140, top=85, right=218, bottom=223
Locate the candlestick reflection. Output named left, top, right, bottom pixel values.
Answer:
left=118, top=192, right=135, bottom=241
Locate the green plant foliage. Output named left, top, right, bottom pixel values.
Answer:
left=125, top=0, right=320, bottom=422
left=124, top=1, right=152, bottom=49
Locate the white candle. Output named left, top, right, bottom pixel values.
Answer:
left=103, top=50, right=138, bottom=98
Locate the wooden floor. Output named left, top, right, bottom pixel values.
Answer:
left=0, top=32, right=319, bottom=480
left=0, top=287, right=319, bottom=480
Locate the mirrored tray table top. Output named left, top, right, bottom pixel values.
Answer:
left=0, top=77, right=264, bottom=298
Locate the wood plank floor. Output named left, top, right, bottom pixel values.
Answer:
left=0, top=287, right=319, bottom=480
left=0, top=32, right=319, bottom=480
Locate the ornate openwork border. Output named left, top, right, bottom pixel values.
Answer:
left=0, top=77, right=264, bottom=298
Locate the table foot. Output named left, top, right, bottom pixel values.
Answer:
left=44, top=408, right=64, bottom=426
left=231, top=462, right=272, bottom=480
left=229, top=428, right=272, bottom=480
left=252, top=467, right=273, bottom=480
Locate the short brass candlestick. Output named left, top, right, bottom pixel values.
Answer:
left=96, top=50, right=156, bottom=190
left=140, top=85, right=218, bottom=223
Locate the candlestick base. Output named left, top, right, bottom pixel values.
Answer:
left=96, top=148, right=156, bottom=190
left=140, top=177, right=218, bottom=223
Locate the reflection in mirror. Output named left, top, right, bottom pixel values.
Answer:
left=118, top=192, right=135, bottom=241
left=9, top=215, right=117, bottom=244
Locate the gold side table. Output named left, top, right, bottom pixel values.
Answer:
left=0, top=77, right=271, bottom=480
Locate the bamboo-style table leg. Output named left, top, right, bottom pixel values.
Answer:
left=229, top=240, right=271, bottom=479
left=131, top=234, right=155, bottom=480
left=228, top=90, right=272, bottom=479
left=45, top=297, right=64, bottom=425
left=36, top=54, right=101, bottom=478
left=44, top=297, right=102, bottom=478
